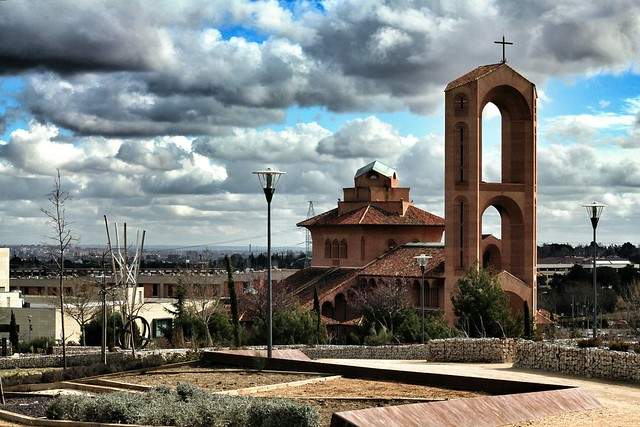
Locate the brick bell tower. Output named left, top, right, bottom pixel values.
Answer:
left=443, top=62, right=537, bottom=322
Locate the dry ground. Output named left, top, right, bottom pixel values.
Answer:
left=319, top=358, right=640, bottom=426
left=108, top=364, right=316, bottom=391
left=253, top=377, right=478, bottom=400
left=254, top=377, right=481, bottom=427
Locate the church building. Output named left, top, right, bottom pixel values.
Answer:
left=284, top=61, right=537, bottom=329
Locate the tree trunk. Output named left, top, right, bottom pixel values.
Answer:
left=59, top=251, right=67, bottom=369
left=81, top=323, right=86, bottom=347
left=204, top=321, right=213, bottom=347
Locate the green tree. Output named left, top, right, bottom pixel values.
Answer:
left=250, top=305, right=325, bottom=345
left=451, top=266, right=519, bottom=338
left=9, top=311, right=19, bottom=350
left=313, top=286, right=321, bottom=344
left=165, top=281, right=188, bottom=346
left=225, top=255, right=241, bottom=347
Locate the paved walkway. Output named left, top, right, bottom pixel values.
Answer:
left=319, top=359, right=640, bottom=426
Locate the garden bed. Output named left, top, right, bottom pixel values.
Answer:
left=108, top=363, right=320, bottom=391
left=252, top=377, right=480, bottom=400
left=1, top=395, right=53, bottom=418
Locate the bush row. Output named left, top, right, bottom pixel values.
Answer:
left=47, top=383, right=319, bottom=427
left=2, top=351, right=198, bottom=387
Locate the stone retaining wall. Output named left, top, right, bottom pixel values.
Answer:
left=514, top=340, right=640, bottom=382
left=0, top=348, right=193, bottom=370
left=298, top=339, right=516, bottom=363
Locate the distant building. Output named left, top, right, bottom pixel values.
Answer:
left=537, top=257, right=639, bottom=278
left=6, top=267, right=296, bottom=343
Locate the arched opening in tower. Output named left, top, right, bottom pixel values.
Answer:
left=481, top=101, right=502, bottom=183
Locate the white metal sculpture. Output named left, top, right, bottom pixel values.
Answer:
left=103, top=215, right=148, bottom=354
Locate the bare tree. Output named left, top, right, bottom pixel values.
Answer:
left=41, top=170, right=75, bottom=369
left=352, top=279, right=410, bottom=337
left=62, top=279, right=100, bottom=346
left=184, top=276, right=222, bottom=347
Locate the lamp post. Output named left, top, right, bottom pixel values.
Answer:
left=253, top=168, right=285, bottom=359
left=583, top=201, right=605, bottom=338
left=413, top=254, right=432, bottom=344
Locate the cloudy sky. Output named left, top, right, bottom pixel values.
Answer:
left=0, top=0, right=639, bottom=250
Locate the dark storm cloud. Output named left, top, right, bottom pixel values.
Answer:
left=3, top=1, right=638, bottom=135
left=0, top=1, right=173, bottom=74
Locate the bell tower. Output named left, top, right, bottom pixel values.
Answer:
left=443, top=63, right=537, bottom=321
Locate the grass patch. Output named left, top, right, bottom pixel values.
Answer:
left=47, top=383, right=319, bottom=427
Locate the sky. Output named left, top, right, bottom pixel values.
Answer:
left=0, top=0, right=639, bottom=250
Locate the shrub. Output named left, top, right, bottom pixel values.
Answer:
left=47, top=383, right=320, bottom=427
left=608, top=340, right=630, bottom=352
left=577, top=337, right=603, bottom=348
left=16, top=337, right=55, bottom=354
left=5, top=351, right=199, bottom=387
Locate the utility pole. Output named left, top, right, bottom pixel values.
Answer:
left=305, top=201, right=316, bottom=267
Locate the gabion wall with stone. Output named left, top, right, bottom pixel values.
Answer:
left=298, top=338, right=516, bottom=363
left=0, top=348, right=193, bottom=370
left=514, top=341, right=640, bottom=382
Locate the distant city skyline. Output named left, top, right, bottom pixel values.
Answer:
left=1, top=1, right=639, bottom=246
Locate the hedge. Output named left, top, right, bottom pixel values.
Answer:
left=47, top=383, right=319, bottom=427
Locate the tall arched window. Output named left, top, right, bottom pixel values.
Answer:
left=455, top=123, right=468, bottom=183
left=458, top=199, right=466, bottom=268
left=339, top=239, right=348, bottom=258
left=324, top=239, right=331, bottom=259
left=332, top=239, right=339, bottom=259
left=360, top=236, right=365, bottom=261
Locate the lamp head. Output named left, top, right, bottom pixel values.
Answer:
left=413, top=253, right=432, bottom=268
left=583, top=201, right=605, bottom=228
left=253, top=168, right=285, bottom=202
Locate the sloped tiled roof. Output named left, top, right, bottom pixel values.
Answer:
left=354, top=160, right=397, bottom=179
left=360, top=244, right=445, bottom=278
left=445, top=63, right=504, bottom=91
left=297, top=205, right=444, bottom=227
left=283, top=267, right=359, bottom=301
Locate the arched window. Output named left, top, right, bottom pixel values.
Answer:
left=455, top=123, right=468, bottom=183
left=321, top=301, right=334, bottom=319
left=335, top=293, right=347, bottom=321
left=455, top=197, right=467, bottom=269
left=324, top=239, right=331, bottom=259
left=332, top=239, right=339, bottom=259
left=339, top=239, right=348, bottom=258
left=360, top=236, right=365, bottom=261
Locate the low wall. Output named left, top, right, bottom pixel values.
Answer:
left=514, top=341, right=640, bottom=382
left=0, top=348, right=193, bottom=370
left=299, top=339, right=516, bottom=363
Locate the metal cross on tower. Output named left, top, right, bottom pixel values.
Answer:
left=494, top=35, right=514, bottom=63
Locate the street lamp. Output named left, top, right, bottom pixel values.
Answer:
left=583, top=201, right=605, bottom=338
left=413, top=254, right=432, bottom=344
left=252, top=168, right=285, bottom=359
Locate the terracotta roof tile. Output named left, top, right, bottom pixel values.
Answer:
left=445, top=63, right=504, bottom=91
left=283, top=267, right=359, bottom=301
left=360, top=245, right=445, bottom=278
left=298, top=205, right=444, bottom=227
